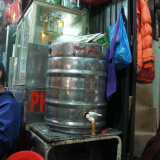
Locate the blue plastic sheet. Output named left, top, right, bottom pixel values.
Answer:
left=0, top=91, right=23, bottom=158
left=109, top=7, right=132, bottom=71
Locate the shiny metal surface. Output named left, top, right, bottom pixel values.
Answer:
left=46, top=74, right=106, bottom=104
left=5, top=26, right=16, bottom=83
left=27, top=123, right=122, bottom=160
left=8, top=57, right=14, bottom=87
left=25, top=88, right=46, bottom=123
left=45, top=42, right=109, bottom=134
left=46, top=88, right=106, bottom=103
left=49, top=42, right=109, bottom=60
left=26, top=43, right=48, bottom=88
left=47, top=69, right=107, bottom=76
left=47, top=75, right=106, bottom=90
left=45, top=104, right=107, bottom=134
left=48, top=57, right=107, bottom=72
left=7, top=86, right=25, bottom=102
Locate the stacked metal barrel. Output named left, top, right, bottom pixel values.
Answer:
left=45, top=42, right=109, bottom=134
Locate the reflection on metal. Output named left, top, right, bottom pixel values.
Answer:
left=25, top=43, right=48, bottom=88
left=14, top=44, right=45, bottom=85
left=7, top=86, right=25, bottom=103
left=8, top=86, right=46, bottom=123
left=45, top=42, right=109, bottom=134
left=12, top=79, right=25, bottom=86
left=28, top=123, right=122, bottom=160
left=29, top=123, right=122, bottom=141
left=8, top=57, right=14, bottom=87
left=25, top=88, right=46, bottom=123
left=4, top=26, right=16, bottom=84
left=48, top=57, right=107, bottom=70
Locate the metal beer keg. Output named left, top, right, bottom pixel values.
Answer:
left=45, top=42, right=109, bottom=134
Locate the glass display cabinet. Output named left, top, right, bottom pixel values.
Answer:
left=12, top=0, right=87, bottom=86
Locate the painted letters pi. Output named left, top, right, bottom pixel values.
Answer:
left=30, top=91, right=45, bottom=112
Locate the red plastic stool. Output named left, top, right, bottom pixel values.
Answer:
left=7, top=151, right=44, bottom=160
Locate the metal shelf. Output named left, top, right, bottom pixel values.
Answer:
left=27, top=123, right=122, bottom=160
left=36, top=28, right=79, bottom=37
left=29, top=122, right=122, bottom=142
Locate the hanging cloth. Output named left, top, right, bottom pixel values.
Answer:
left=107, top=8, right=121, bottom=100
left=4, top=0, right=20, bottom=24
left=137, top=0, right=155, bottom=83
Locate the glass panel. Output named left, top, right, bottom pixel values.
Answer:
left=13, top=57, right=18, bottom=81
left=18, top=10, right=31, bottom=80
left=13, top=23, right=22, bottom=81
left=34, top=4, right=83, bottom=45
left=13, top=1, right=85, bottom=84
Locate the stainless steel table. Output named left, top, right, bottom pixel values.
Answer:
left=26, top=123, right=122, bottom=160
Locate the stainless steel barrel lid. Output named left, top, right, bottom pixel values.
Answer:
left=48, top=42, right=109, bottom=60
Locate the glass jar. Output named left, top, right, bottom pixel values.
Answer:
left=57, top=15, right=64, bottom=34
left=61, top=0, right=72, bottom=8
left=61, top=0, right=76, bottom=9
left=50, top=0, right=61, bottom=4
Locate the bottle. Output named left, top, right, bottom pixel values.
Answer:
left=45, top=0, right=50, bottom=2
left=44, top=14, right=49, bottom=30
left=86, top=27, right=90, bottom=35
left=52, top=13, right=58, bottom=32
left=50, top=0, right=61, bottom=4
left=47, top=15, right=52, bottom=31
left=72, top=0, right=77, bottom=9
left=76, top=0, right=82, bottom=10
left=54, top=17, right=58, bottom=32
left=82, top=1, right=88, bottom=12
left=48, top=41, right=51, bottom=45
left=48, top=13, right=56, bottom=31
left=61, top=0, right=72, bottom=8
left=57, top=15, right=64, bottom=34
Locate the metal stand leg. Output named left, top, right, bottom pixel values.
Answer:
left=104, top=135, right=122, bottom=160
left=45, top=146, right=52, bottom=160
left=44, top=135, right=122, bottom=160
left=27, top=129, right=122, bottom=160
left=115, top=136, right=122, bottom=160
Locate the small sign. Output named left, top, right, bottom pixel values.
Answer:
left=30, top=91, right=46, bottom=112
